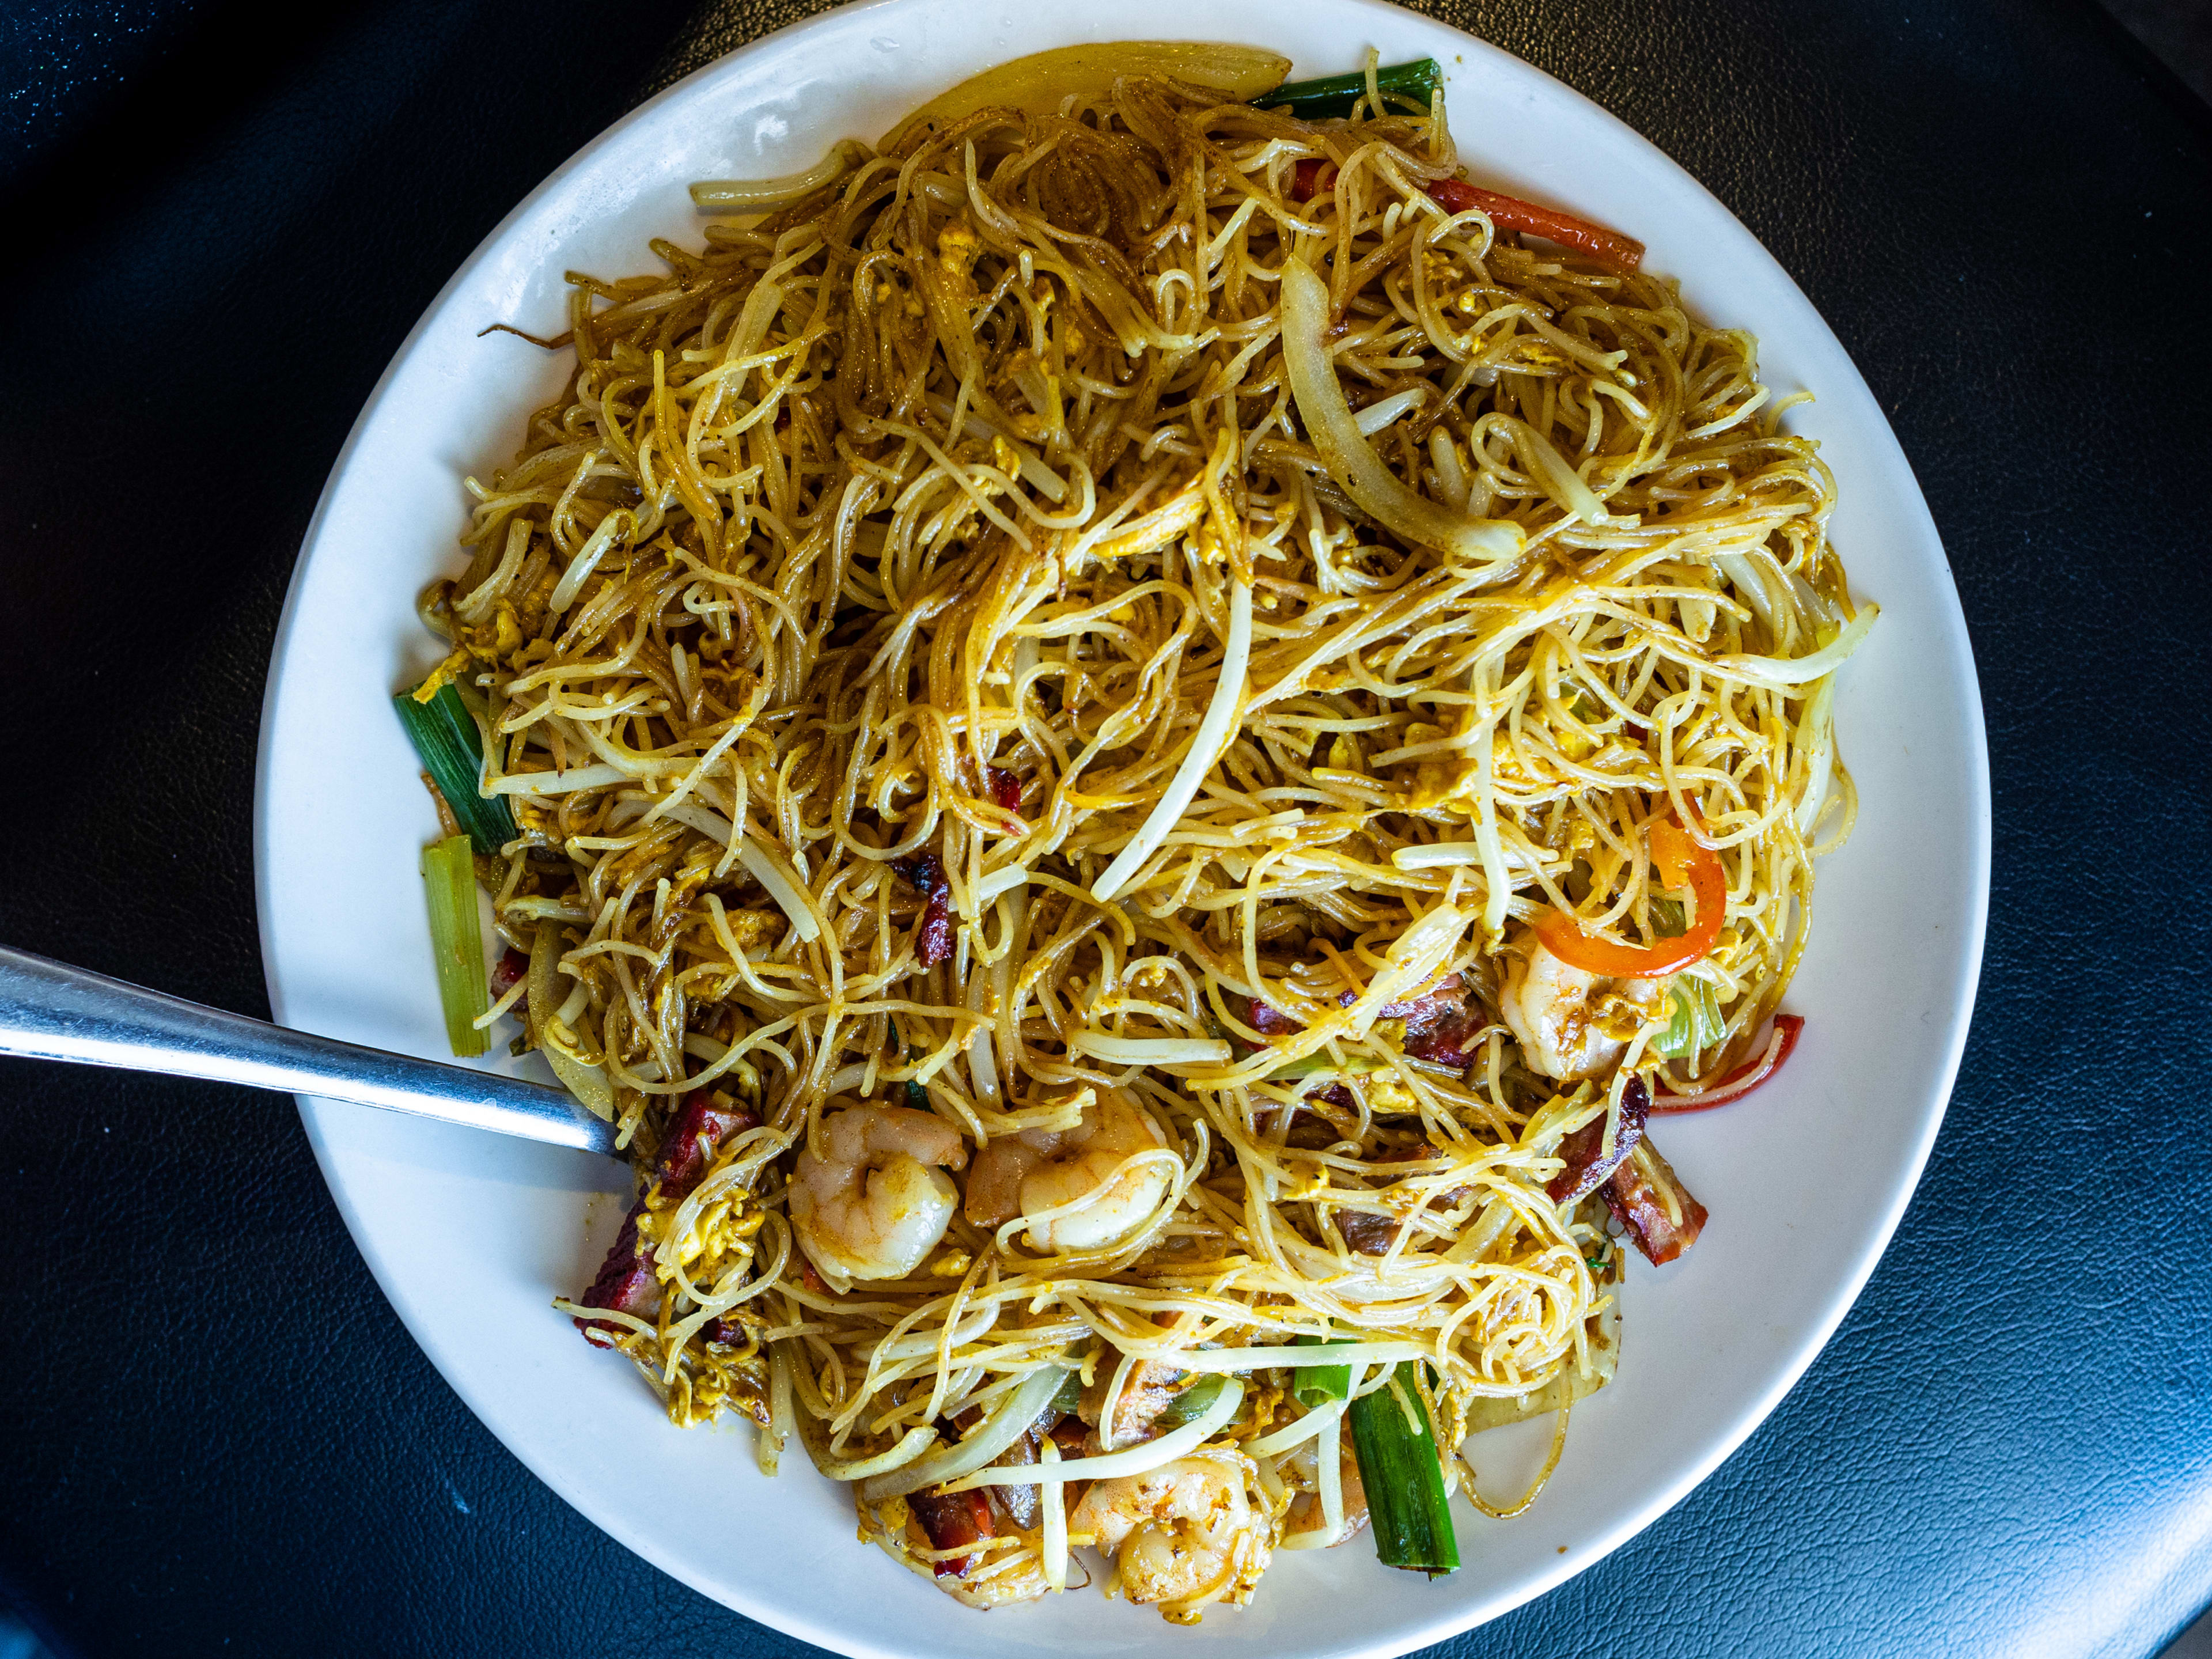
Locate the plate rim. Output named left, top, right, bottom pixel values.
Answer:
left=252, top=2, right=1994, bottom=1650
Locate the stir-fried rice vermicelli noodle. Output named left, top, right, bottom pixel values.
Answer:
left=406, top=45, right=1872, bottom=1619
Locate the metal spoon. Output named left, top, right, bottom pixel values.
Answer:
left=0, top=944, right=617, bottom=1154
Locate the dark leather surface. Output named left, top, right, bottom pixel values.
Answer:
left=2, top=0, right=2207, bottom=1654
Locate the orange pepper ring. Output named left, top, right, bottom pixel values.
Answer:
left=1533, top=816, right=1726, bottom=978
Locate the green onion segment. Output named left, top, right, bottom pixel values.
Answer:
left=420, top=834, right=490, bottom=1058
left=395, top=682, right=517, bottom=855
left=1293, top=1334, right=1353, bottom=1410
left=1348, top=1362, right=1460, bottom=1575
left=1264, top=58, right=1443, bottom=120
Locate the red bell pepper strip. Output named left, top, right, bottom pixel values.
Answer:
left=1651, top=1015, right=1804, bottom=1113
left=1426, top=176, right=1645, bottom=271
left=1537, top=816, right=1726, bottom=978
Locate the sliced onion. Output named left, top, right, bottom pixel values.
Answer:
left=690, top=140, right=868, bottom=210
left=942, top=1378, right=1244, bottom=1493
left=1357, top=902, right=1471, bottom=1025
left=868, top=1304, right=998, bottom=1366
left=529, top=919, right=613, bottom=1119
left=966, top=974, right=1001, bottom=1107
left=1281, top=260, right=1521, bottom=567
left=1040, top=1438, right=1069, bottom=1592
left=801, top=1420, right=939, bottom=1482
left=1168, top=1341, right=1427, bottom=1373
left=487, top=762, right=629, bottom=797
left=1246, top=1400, right=1344, bottom=1457
left=1071, top=1034, right=1232, bottom=1066
left=1090, top=580, right=1252, bottom=903
left=1795, top=672, right=1838, bottom=839
left=543, top=1045, right=615, bottom=1121
left=1789, top=568, right=1841, bottom=628
left=858, top=1361, right=1071, bottom=1502
left=1713, top=550, right=1786, bottom=640
left=1392, top=842, right=1482, bottom=870
left=1317, top=1407, right=1344, bottom=1538
left=1712, top=602, right=1878, bottom=688
left=758, top=1346, right=793, bottom=1478
left=1428, top=427, right=1470, bottom=510
left=1391, top=838, right=1547, bottom=873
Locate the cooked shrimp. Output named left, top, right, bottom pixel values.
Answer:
left=790, top=1104, right=967, bottom=1284
left=964, top=1092, right=1171, bottom=1252
left=1069, top=1446, right=1272, bottom=1622
left=1499, top=936, right=1667, bottom=1080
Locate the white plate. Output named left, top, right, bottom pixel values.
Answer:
left=253, top=3, right=1990, bottom=1653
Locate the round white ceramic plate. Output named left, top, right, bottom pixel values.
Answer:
left=253, top=2, right=1990, bottom=1652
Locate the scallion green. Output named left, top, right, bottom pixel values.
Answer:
left=1349, top=1361, right=1459, bottom=1575
left=1263, top=58, right=1442, bottom=121
left=393, top=681, right=517, bottom=855
left=421, top=834, right=490, bottom=1058
left=1293, top=1334, right=1352, bottom=1410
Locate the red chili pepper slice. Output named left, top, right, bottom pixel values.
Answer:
left=1425, top=177, right=1645, bottom=271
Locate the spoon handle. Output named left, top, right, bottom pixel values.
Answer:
left=0, top=945, right=617, bottom=1155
